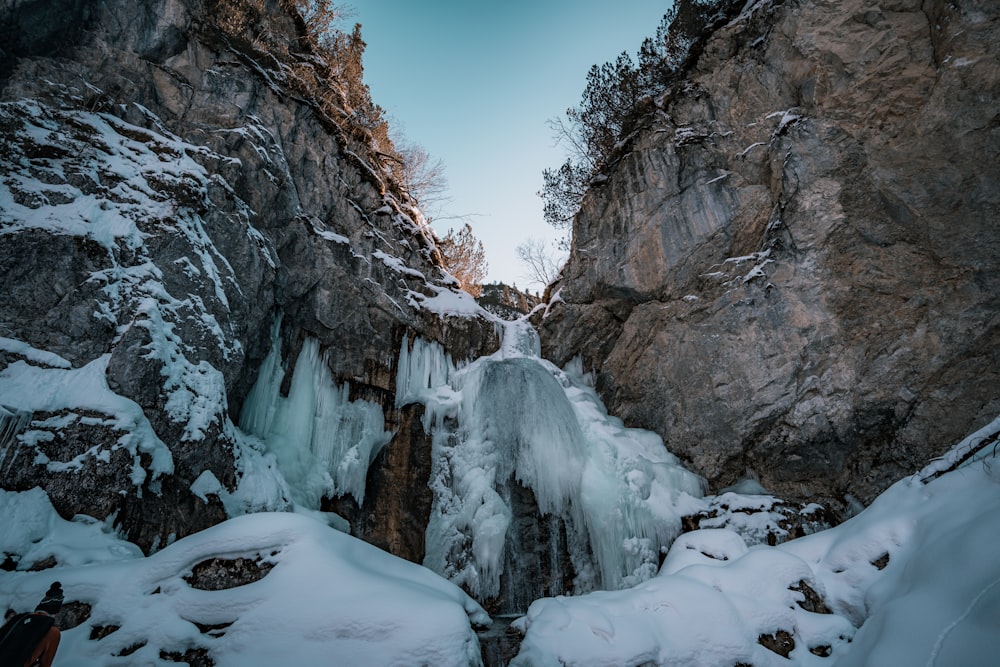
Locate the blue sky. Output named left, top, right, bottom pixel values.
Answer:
left=349, top=1, right=673, bottom=289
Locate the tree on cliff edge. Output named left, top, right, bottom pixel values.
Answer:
left=540, top=0, right=735, bottom=236
left=438, top=224, right=488, bottom=298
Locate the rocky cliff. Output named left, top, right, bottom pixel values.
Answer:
left=0, top=0, right=498, bottom=554
left=540, top=0, right=1000, bottom=513
left=2, top=0, right=997, bottom=607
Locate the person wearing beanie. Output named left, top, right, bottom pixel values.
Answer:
left=0, top=582, right=63, bottom=667
left=34, top=582, right=63, bottom=616
left=27, top=582, right=62, bottom=667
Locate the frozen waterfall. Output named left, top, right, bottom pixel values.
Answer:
left=236, top=315, right=704, bottom=612
left=238, top=317, right=393, bottom=509
left=397, top=319, right=705, bottom=609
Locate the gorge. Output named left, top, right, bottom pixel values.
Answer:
left=0, top=0, right=998, bottom=665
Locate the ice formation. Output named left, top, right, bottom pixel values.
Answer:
left=397, top=319, right=705, bottom=605
left=0, top=403, right=32, bottom=452
left=238, top=317, right=393, bottom=508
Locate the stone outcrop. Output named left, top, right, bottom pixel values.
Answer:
left=478, top=282, right=543, bottom=320
left=0, top=0, right=498, bottom=552
left=540, top=0, right=1000, bottom=512
left=324, top=404, right=436, bottom=564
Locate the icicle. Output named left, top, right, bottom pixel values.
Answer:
left=0, top=404, right=33, bottom=457
left=238, top=322, right=392, bottom=508
left=395, top=334, right=457, bottom=408
left=238, top=314, right=285, bottom=438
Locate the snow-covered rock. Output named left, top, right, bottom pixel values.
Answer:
left=0, top=0, right=499, bottom=553
left=511, top=417, right=1000, bottom=666
left=0, top=509, right=489, bottom=667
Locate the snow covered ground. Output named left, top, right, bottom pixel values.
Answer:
left=512, top=415, right=1000, bottom=666
left=2, top=414, right=997, bottom=666
left=0, top=493, right=488, bottom=667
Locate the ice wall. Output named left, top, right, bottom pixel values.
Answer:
left=398, top=319, right=705, bottom=609
left=239, top=319, right=393, bottom=508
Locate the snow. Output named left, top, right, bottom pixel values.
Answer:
left=738, top=141, right=766, bottom=158
left=0, top=353, right=174, bottom=484
left=768, top=108, right=804, bottom=136
left=190, top=470, right=224, bottom=503
left=406, top=282, right=490, bottom=318
left=0, top=488, right=142, bottom=569
left=915, top=412, right=1000, bottom=481
left=723, top=248, right=774, bottom=284
left=0, top=512, right=488, bottom=667
left=687, top=491, right=807, bottom=547
left=0, top=337, right=72, bottom=369
left=512, top=418, right=1000, bottom=666
left=729, top=0, right=773, bottom=26
left=374, top=249, right=426, bottom=279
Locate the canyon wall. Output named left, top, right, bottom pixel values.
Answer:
left=0, top=0, right=498, bottom=552
left=540, top=0, right=1000, bottom=512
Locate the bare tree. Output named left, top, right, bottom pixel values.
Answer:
left=395, top=140, right=449, bottom=217
left=516, top=238, right=564, bottom=289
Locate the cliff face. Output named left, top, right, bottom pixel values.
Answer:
left=540, top=0, right=1000, bottom=511
left=0, top=0, right=497, bottom=552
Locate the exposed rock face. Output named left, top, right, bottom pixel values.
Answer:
left=478, top=282, right=543, bottom=320
left=0, top=0, right=498, bottom=551
left=325, top=404, right=436, bottom=564
left=540, top=0, right=1000, bottom=511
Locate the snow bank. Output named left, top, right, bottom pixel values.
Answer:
left=0, top=512, right=488, bottom=667
left=0, top=488, right=142, bottom=569
left=406, top=282, right=489, bottom=317
left=512, top=417, right=1000, bottom=666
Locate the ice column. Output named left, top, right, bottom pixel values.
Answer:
left=0, top=405, right=33, bottom=475
left=239, top=320, right=393, bottom=508
left=0, top=404, right=32, bottom=452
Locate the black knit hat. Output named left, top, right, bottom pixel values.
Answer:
left=35, top=582, right=63, bottom=615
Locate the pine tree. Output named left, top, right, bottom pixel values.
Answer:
left=540, top=0, right=735, bottom=234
